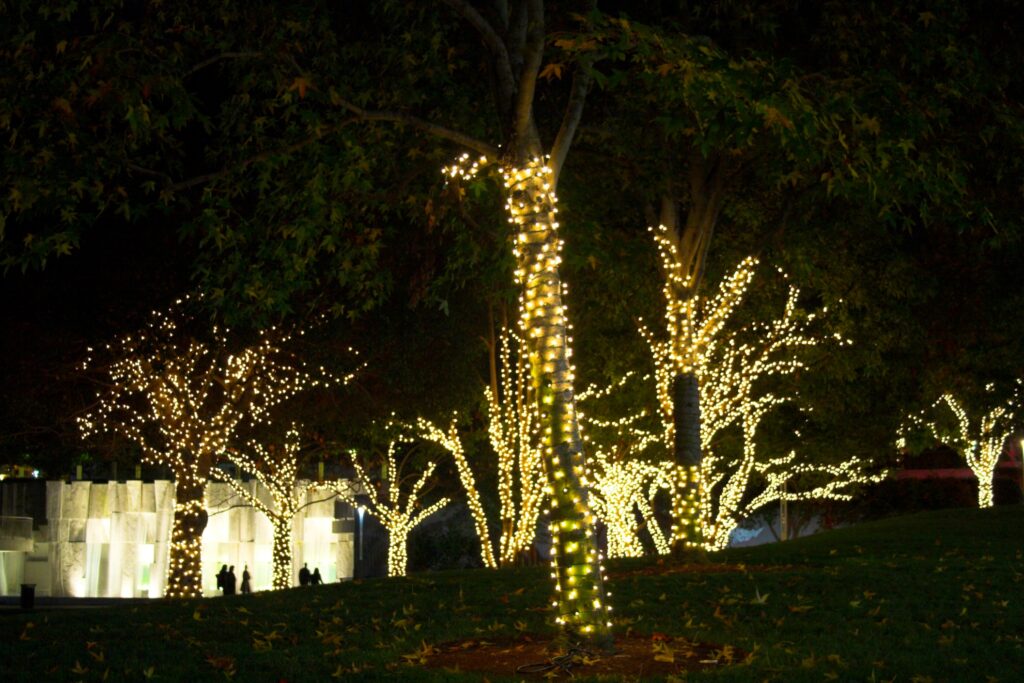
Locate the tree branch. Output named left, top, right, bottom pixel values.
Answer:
left=334, top=96, right=500, bottom=159
left=126, top=121, right=360, bottom=194
left=440, top=0, right=517, bottom=115
left=186, top=51, right=263, bottom=77
left=512, top=0, right=545, bottom=154
left=549, top=63, right=592, bottom=187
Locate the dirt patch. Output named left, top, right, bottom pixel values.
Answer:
left=424, top=633, right=747, bottom=679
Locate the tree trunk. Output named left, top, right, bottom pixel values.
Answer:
left=165, top=477, right=208, bottom=598
left=271, top=517, right=293, bottom=590
left=387, top=527, right=410, bottom=577
left=505, top=159, right=612, bottom=649
left=673, top=372, right=702, bottom=467
left=976, top=471, right=995, bottom=508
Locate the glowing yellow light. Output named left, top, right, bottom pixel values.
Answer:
left=329, top=442, right=450, bottom=577
left=78, top=299, right=361, bottom=597
left=898, top=382, right=1021, bottom=509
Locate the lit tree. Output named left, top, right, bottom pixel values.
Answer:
left=410, top=415, right=498, bottom=569
left=687, top=267, right=881, bottom=549
left=634, top=260, right=884, bottom=549
left=898, top=385, right=1021, bottom=509
left=212, top=426, right=342, bottom=590
left=586, top=453, right=675, bottom=559
left=78, top=299, right=355, bottom=597
left=406, top=327, right=546, bottom=569
left=333, top=0, right=618, bottom=642
left=332, top=443, right=450, bottom=578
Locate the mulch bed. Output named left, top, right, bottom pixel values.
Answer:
left=424, top=633, right=747, bottom=679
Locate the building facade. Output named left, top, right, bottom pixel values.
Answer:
left=0, top=479, right=356, bottom=597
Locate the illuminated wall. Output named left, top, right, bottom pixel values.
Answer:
left=0, top=479, right=353, bottom=597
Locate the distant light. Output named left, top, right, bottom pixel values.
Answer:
left=32, top=470, right=40, bottom=479
left=356, top=506, right=365, bottom=519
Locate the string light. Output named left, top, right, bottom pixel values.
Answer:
left=634, top=254, right=877, bottom=550
left=505, top=158, right=612, bottom=643
left=399, top=328, right=547, bottom=568
left=586, top=456, right=676, bottom=558
left=77, top=296, right=361, bottom=597
left=332, top=442, right=450, bottom=577
left=213, top=426, right=332, bottom=590
left=897, top=382, right=1022, bottom=509
left=409, top=415, right=498, bottom=569
left=445, top=154, right=613, bottom=643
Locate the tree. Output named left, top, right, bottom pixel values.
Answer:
left=212, top=425, right=341, bottom=590
left=78, top=299, right=356, bottom=597
left=556, top=3, right=1024, bottom=505
left=587, top=454, right=674, bottom=559
left=403, top=326, right=547, bottom=569
left=334, top=2, right=616, bottom=644
left=332, top=442, right=450, bottom=578
left=898, top=384, right=1021, bottom=509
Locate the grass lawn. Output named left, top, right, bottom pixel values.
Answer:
left=1, top=506, right=1021, bottom=681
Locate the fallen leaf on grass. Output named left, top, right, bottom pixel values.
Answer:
left=71, top=661, right=89, bottom=675
left=401, top=640, right=438, bottom=665
left=652, top=640, right=674, bottom=663
left=206, top=655, right=237, bottom=674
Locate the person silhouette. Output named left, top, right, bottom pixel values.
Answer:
left=311, top=568, right=323, bottom=586
left=216, top=564, right=228, bottom=595
left=298, top=562, right=311, bottom=587
left=225, top=565, right=237, bottom=595
left=241, top=565, right=251, bottom=594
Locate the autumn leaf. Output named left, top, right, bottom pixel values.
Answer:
left=554, top=36, right=598, bottom=51
left=656, top=62, right=675, bottom=76
left=142, top=666, right=156, bottom=679
left=539, top=63, right=564, bottom=81
left=918, top=11, right=936, bottom=27
left=751, top=588, right=770, bottom=605
left=206, top=655, right=237, bottom=673
left=401, top=640, right=438, bottom=665
left=52, top=98, right=73, bottom=116
left=288, top=76, right=313, bottom=99
left=762, top=106, right=794, bottom=130
left=652, top=640, right=675, bottom=663
left=71, top=661, right=89, bottom=675
left=193, top=609, right=205, bottom=621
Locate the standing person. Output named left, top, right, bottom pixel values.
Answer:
left=241, top=565, right=251, bottom=594
left=311, top=568, right=323, bottom=586
left=216, top=564, right=228, bottom=595
left=298, top=562, right=311, bottom=587
left=225, top=565, right=237, bottom=595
